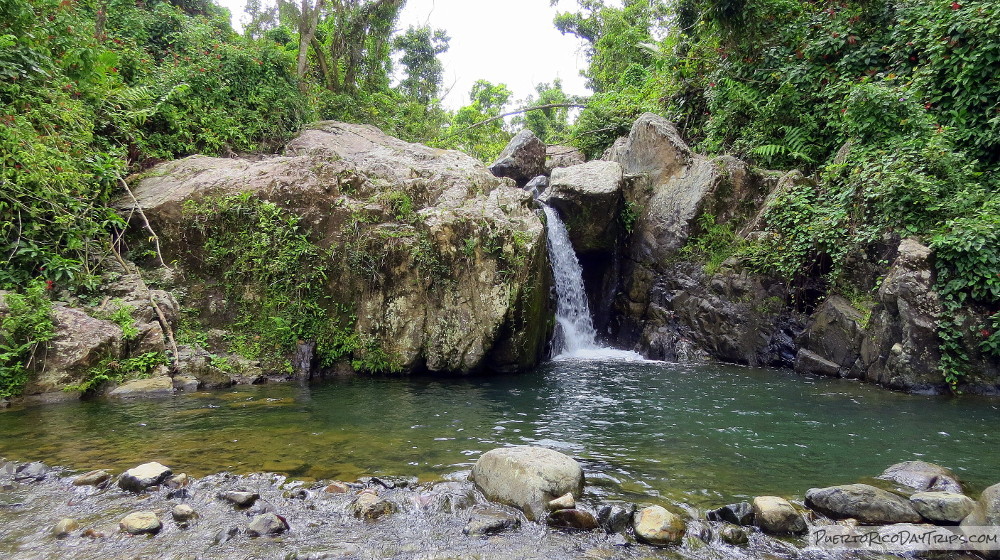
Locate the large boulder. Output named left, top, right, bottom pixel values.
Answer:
left=471, top=446, right=584, bottom=521
left=877, top=461, right=963, bottom=494
left=805, top=484, right=922, bottom=524
left=545, top=145, right=585, bottom=172
left=961, top=483, right=1000, bottom=559
left=489, top=129, right=547, bottom=186
left=129, top=121, right=551, bottom=375
left=108, top=375, right=174, bottom=398
left=25, top=306, right=123, bottom=394
left=119, top=462, right=172, bottom=492
left=539, top=161, right=624, bottom=253
left=910, top=492, right=976, bottom=524
left=794, top=296, right=866, bottom=378
left=859, top=239, right=947, bottom=393
left=752, top=496, right=806, bottom=534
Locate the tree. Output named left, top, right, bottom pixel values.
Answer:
left=394, top=25, right=450, bottom=104
left=514, top=80, right=576, bottom=144
left=438, top=80, right=514, bottom=162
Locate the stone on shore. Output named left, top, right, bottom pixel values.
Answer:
left=119, top=462, right=172, bottom=492
left=471, top=446, right=584, bottom=521
left=119, top=511, right=162, bottom=535
left=910, top=491, right=976, bottom=524
left=633, top=505, right=687, bottom=546
left=547, top=509, right=598, bottom=531
left=805, top=484, right=922, bottom=524
left=53, top=518, right=80, bottom=537
left=752, top=496, right=806, bottom=534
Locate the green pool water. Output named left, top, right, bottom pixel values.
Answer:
left=1, top=360, right=998, bottom=507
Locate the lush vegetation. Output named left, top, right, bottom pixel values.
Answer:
left=553, top=0, right=999, bottom=385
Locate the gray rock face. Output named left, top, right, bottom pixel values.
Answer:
left=540, top=161, right=624, bottom=253
left=26, top=306, right=123, bottom=394
left=860, top=239, right=947, bottom=392
left=878, top=461, right=963, bottom=494
left=805, top=484, right=922, bottom=524
left=545, top=145, right=585, bottom=172
left=752, top=496, right=806, bottom=534
left=131, top=121, right=551, bottom=375
left=119, top=511, right=162, bottom=535
left=246, top=512, right=288, bottom=536
left=489, top=129, right=547, bottom=185
left=633, top=505, right=686, bottom=546
left=119, top=462, right=172, bottom=492
left=795, top=296, right=866, bottom=378
left=471, top=446, right=584, bottom=521
left=910, top=492, right=976, bottom=523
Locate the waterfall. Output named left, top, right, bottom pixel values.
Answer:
left=542, top=205, right=643, bottom=361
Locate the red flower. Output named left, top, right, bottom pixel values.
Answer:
left=951, top=1, right=961, bottom=9
left=925, top=102, right=932, bottom=109
left=708, top=82, right=716, bottom=87
left=45, top=280, right=54, bottom=290
left=982, top=329, right=993, bottom=338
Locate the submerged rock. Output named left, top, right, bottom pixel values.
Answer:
left=718, top=523, right=750, bottom=545
left=108, top=376, right=175, bottom=398
left=72, top=469, right=111, bottom=487
left=119, top=462, right=172, bottom=492
left=805, top=484, right=922, bottom=524
left=877, top=461, right=963, bottom=494
left=218, top=490, right=260, bottom=508
left=706, top=502, right=754, bottom=526
left=171, top=504, right=197, bottom=522
left=471, top=446, right=584, bottom=521
left=13, top=462, right=49, bottom=482
left=348, top=490, right=396, bottom=521
left=633, top=505, right=686, bottom=546
left=463, top=507, right=521, bottom=536
left=752, top=496, right=806, bottom=534
left=547, top=509, right=598, bottom=531
left=52, top=518, right=79, bottom=537
left=597, top=503, right=635, bottom=534
left=119, top=511, right=162, bottom=535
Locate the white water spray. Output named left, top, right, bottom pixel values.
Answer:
left=542, top=205, right=643, bottom=361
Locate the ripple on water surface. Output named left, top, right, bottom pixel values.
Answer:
left=1, top=361, right=998, bottom=506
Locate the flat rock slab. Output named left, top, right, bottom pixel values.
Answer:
left=109, top=376, right=175, bottom=398
left=878, top=461, right=963, bottom=494
left=910, top=492, right=976, bottom=523
left=471, top=446, right=584, bottom=521
left=119, top=511, right=162, bottom=535
left=806, top=484, right=921, bottom=524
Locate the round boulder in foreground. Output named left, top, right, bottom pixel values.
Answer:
left=119, top=511, right=162, bottom=535
left=633, top=505, right=686, bottom=546
left=471, top=446, right=584, bottom=521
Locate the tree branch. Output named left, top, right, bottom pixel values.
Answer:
left=446, top=103, right=588, bottom=136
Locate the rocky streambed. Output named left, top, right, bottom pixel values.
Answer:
left=2, top=449, right=998, bottom=560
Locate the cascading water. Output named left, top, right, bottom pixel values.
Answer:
left=542, top=205, right=643, bottom=361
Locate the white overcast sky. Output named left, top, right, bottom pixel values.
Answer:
left=216, top=0, right=601, bottom=109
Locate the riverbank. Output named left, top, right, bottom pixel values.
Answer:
left=2, top=452, right=997, bottom=560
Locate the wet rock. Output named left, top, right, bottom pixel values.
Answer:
left=878, top=461, right=963, bottom=494
left=548, top=492, right=575, bottom=511
left=463, top=508, right=521, bottom=536
left=247, top=512, right=289, bottom=537
left=165, top=473, right=189, bottom=488
left=246, top=499, right=277, bottom=516
left=597, top=503, right=635, bottom=534
left=706, top=502, right=754, bottom=526
left=212, top=526, right=239, bottom=545
left=119, top=462, right=172, bottom=492
left=539, top=160, right=624, bottom=253
left=72, top=469, right=111, bottom=487
left=119, top=511, right=162, bottom=535
left=806, top=484, right=921, bottom=524
left=910, top=491, right=975, bottom=523
left=418, top=482, right=476, bottom=514
left=285, top=488, right=309, bottom=500
left=361, top=475, right=418, bottom=489
left=348, top=490, right=396, bottom=521
left=794, top=296, right=866, bottom=378
left=961, top=483, right=1000, bottom=559
left=547, top=508, right=599, bottom=530
left=752, top=496, right=806, bottom=534
left=489, top=129, right=546, bottom=185
left=718, top=523, right=750, bottom=545
left=171, top=504, right=197, bottom=522
left=323, top=481, right=350, bottom=494
left=633, top=505, right=686, bottom=546
left=545, top=145, right=586, bottom=172
left=53, top=518, right=80, bottom=537
left=471, top=446, right=584, bottom=521
left=172, top=375, right=200, bottom=392
left=109, top=375, right=175, bottom=398
left=166, top=488, right=192, bottom=500
left=525, top=175, right=549, bottom=196
left=14, top=462, right=49, bottom=482
left=218, top=490, right=260, bottom=508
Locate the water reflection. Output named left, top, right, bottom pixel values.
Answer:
left=1, top=362, right=998, bottom=507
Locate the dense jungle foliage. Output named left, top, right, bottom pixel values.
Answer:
left=1, top=0, right=997, bottom=392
